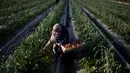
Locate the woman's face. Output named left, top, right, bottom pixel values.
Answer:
left=52, top=24, right=61, bottom=37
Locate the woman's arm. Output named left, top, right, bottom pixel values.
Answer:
left=42, top=40, right=55, bottom=52
left=41, top=34, right=57, bottom=54
left=39, top=40, right=55, bottom=57
left=40, top=23, right=61, bottom=55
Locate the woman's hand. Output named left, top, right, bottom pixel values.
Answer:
left=53, top=43, right=63, bottom=54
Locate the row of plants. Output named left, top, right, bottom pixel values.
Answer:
left=70, top=0, right=127, bottom=72
left=0, top=0, right=45, bottom=16
left=0, top=0, right=36, bottom=9
left=116, top=0, right=130, bottom=3
left=0, top=0, right=64, bottom=72
left=0, top=0, right=55, bottom=46
left=77, top=0, right=130, bottom=46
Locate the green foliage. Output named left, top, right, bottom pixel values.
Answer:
left=116, top=0, right=130, bottom=3
left=78, top=47, right=121, bottom=73
left=1, top=0, right=129, bottom=73
left=70, top=0, right=122, bottom=72
left=0, top=0, right=64, bottom=73
left=0, top=0, right=55, bottom=44
left=77, top=0, right=130, bottom=45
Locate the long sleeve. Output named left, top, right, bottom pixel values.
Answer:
left=42, top=35, right=57, bottom=55
left=40, top=40, right=55, bottom=57
left=43, top=40, right=54, bottom=52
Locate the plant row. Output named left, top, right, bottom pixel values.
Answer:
left=70, top=0, right=127, bottom=72
left=0, top=0, right=64, bottom=73
left=0, top=0, right=55, bottom=46
left=77, top=0, right=130, bottom=46
left=116, top=0, right=130, bottom=3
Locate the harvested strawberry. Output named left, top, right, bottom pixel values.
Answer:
left=62, top=40, right=83, bottom=51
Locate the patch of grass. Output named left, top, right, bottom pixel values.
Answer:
left=77, top=0, right=130, bottom=45
left=78, top=48, right=121, bottom=73
left=70, top=0, right=124, bottom=72
left=116, top=0, right=130, bottom=3
left=0, top=0, right=64, bottom=73
left=0, top=0, right=55, bottom=45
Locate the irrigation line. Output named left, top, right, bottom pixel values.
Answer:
left=55, top=0, right=67, bottom=72
left=55, top=56, right=61, bottom=73
left=55, top=0, right=77, bottom=72
left=0, top=3, right=56, bottom=56
left=64, top=0, right=69, bottom=27
left=55, top=0, right=70, bottom=72
left=90, top=20, right=130, bottom=69
left=75, top=1, right=130, bottom=69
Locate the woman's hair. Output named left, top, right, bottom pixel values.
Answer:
left=56, top=24, right=69, bottom=44
left=53, top=23, right=61, bottom=32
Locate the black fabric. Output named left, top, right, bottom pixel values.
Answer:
left=55, top=24, right=75, bottom=73
left=56, top=0, right=59, bottom=3
left=61, top=51, right=75, bottom=73
left=56, top=24, right=69, bottom=45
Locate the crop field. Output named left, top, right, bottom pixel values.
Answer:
left=0, top=0, right=55, bottom=47
left=116, top=0, right=130, bottom=3
left=70, top=0, right=127, bottom=73
left=0, top=0, right=130, bottom=73
left=0, top=0, right=64, bottom=72
left=77, top=0, right=130, bottom=46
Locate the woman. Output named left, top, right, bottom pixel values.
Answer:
left=40, top=23, right=75, bottom=73
left=40, top=23, right=69, bottom=55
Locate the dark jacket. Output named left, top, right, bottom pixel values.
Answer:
left=56, top=24, right=69, bottom=45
